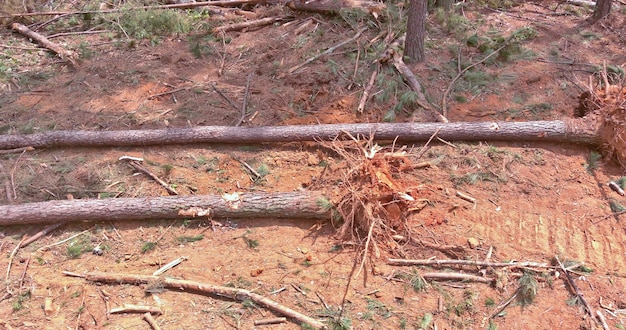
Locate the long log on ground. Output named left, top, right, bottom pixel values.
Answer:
left=64, top=271, right=327, bottom=329
left=0, top=191, right=329, bottom=225
left=0, top=120, right=600, bottom=149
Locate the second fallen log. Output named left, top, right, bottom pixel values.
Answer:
left=0, top=191, right=330, bottom=226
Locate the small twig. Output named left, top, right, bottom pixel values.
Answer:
left=556, top=256, right=594, bottom=319
left=111, top=304, right=163, bottom=315
left=154, top=220, right=177, bottom=244
left=236, top=73, right=254, bottom=127
left=291, top=283, right=307, bottom=295
left=414, top=127, right=441, bottom=158
left=137, top=109, right=174, bottom=126
left=456, top=190, right=477, bottom=209
left=6, top=235, right=27, bottom=285
left=10, top=149, right=29, bottom=200
left=0, top=146, right=34, bottom=155
left=254, top=317, right=287, bottom=326
left=490, top=290, right=519, bottom=319
left=441, top=43, right=507, bottom=118
left=37, top=227, right=93, bottom=251
left=288, top=27, right=367, bottom=74
left=393, top=235, right=468, bottom=259
left=270, top=287, right=286, bottom=295
left=127, top=160, right=178, bottom=195
left=357, top=64, right=379, bottom=113
left=354, top=220, right=375, bottom=280
left=315, top=292, right=330, bottom=310
left=18, top=255, right=31, bottom=292
left=479, top=246, right=494, bottom=277
left=210, top=83, right=240, bottom=111
left=422, top=272, right=494, bottom=283
left=20, top=222, right=66, bottom=248
left=148, top=84, right=195, bottom=100
left=388, top=258, right=549, bottom=268
left=143, top=312, right=162, bottom=330
left=230, top=154, right=261, bottom=179
left=98, top=289, right=111, bottom=319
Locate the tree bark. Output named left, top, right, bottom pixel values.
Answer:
left=0, top=191, right=329, bottom=226
left=404, top=0, right=427, bottom=63
left=0, top=120, right=600, bottom=149
left=592, top=0, right=612, bottom=21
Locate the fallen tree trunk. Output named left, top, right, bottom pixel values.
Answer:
left=0, top=191, right=329, bottom=225
left=0, top=120, right=600, bottom=149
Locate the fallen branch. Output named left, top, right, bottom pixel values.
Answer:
left=143, top=312, right=162, bottom=330
left=236, top=73, right=254, bottom=127
left=288, top=27, right=367, bottom=74
left=490, top=290, right=519, bottom=319
left=210, top=83, right=241, bottom=111
left=422, top=272, right=494, bottom=283
left=110, top=304, right=162, bottom=315
left=0, top=191, right=329, bottom=225
left=20, top=222, right=66, bottom=248
left=381, top=34, right=448, bottom=123
left=388, top=258, right=549, bottom=268
left=213, top=17, right=288, bottom=34
left=0, top=120, right=601, bottom=149
left=357, top=64, right=379, bottom=113
left=10, top=23, right=79, bottom=68
left=125, top=160, right=178, bottom=195
left=64, top=271, right=327, bottom=329
left=556, top=257, right=595, bottom=320
left=255, top=317, right=287, bottom=325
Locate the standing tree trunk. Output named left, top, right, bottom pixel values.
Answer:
left=592, top=0, right=612, bottom=21
left=404, top=0, right=427, bottom=63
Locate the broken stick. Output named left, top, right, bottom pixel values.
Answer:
left=388, top=258, right=549, bottom=269
left=143, top=312, right=162, bottom=330
left=288, top=27, right=367, bottom=74
left=110, top=304, right=162, bottom=315
left=124, top=159, right=178, bottom=195
left=10, top=23, right=79, bottom=68
left=64, top=271, right=327, bottom=329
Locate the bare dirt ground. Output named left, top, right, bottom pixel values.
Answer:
left=1, top=0, right=626, bottom=329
